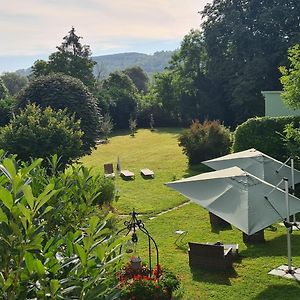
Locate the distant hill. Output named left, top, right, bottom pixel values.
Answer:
left=93, top=51, right=174, bottom=79
left=16, top=51, right=175, bottom=79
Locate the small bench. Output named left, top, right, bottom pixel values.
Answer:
left=140, top=168, right=154, bottom=178
left=120, top=170, right=135, bottom=180
left=188, top=242, right=233, bottom=270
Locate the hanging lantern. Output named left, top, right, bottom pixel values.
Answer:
left=117, top=209, right=159, bottom=275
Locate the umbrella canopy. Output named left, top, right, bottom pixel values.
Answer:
left=203, top=148, right=300, bottom=187
left=165, top=166, right=300, bottom=235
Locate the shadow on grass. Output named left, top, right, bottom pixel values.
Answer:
left=150, top=127, right=184, bottom=135
left=240, top=233, right=300, bottom=258
left=182, top=164, right=213, bottom=179
left=190, top=266, right=238, bottom=285
left=253, top=284, right=300, bottom=300
left=211, top=224, right=233, bottom=234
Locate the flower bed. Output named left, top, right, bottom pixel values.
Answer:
left=116, top=259, right=180, bottom=300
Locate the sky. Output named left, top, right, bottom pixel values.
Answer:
left=0, top=0, right=212, bottom=73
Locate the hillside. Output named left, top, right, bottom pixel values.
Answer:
left=16, top=51, right=175, bottom=78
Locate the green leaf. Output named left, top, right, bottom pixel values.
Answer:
left=2, top=158, right=16, bottom=178
left=75, top=243, right=87, bottom=266
left=18, top=203, right=31, bottom=223
left=35, top=185, right=57, bottom=211
left=0, top=207, right=8, bottom=224
left=23, top=185, right=35, bottom=210
left=44, top=237, right=55, bottom=252
left=0, top=186, right=13, bottom=210
left=0, top=163, right=12, bottom=180
left=89, top=215, right=99, bottom=233
left=50, top=279, right=60, bottom=295
left=21, top=158, right=43, bottom=176
left=24, top=251, right=35, bottom=274
left=66, top=237, right=73, bottom=256
left=34, top=259, right=45, bottom=276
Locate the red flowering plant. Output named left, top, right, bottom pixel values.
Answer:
left=116, top=262, right=180, bottom=300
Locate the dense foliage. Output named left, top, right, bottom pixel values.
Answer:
left=0, top=104, right=83, bottom=166
left=31, top=27, right=96, bottom=89
left=145, top=0, right=300, bottom=127
left=1, top=72, right=28, bottom=96
left=0, top=155, right=120, bottom=299
left=232, top=116, right=300, bottom=161
left=97, top=71, right=138, bottom=129
left=0, top=96, right=15, bottom=127
left=178, top=120, right=231, bottom=165
left=200, top=0, right=300, bottom=125
left=123, top=66, right=149, bottom=94
left=0, top=78, right=8, bottom=100
left=280, top=44, right=300, bottom=110
left=17, top=73, right=100, bottom=153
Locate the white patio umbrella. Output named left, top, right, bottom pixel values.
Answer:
left=165, top=166, right=300, bottom=236
left=202, top=148, right=300, bottom=188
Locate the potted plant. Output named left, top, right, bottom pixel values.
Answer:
left=116, top=262, right=180, bottom=299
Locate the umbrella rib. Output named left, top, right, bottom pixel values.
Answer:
left=264, top=196, right=285, bottom=220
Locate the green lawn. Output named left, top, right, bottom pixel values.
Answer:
left=81, top=128, right=300, bottom=299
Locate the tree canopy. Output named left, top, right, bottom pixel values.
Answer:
left=97, top=71, right=138, bottom=129
left=31, top=27, right=96, bottom=88
left=280, top=44, right=300, bottom=109
left=123, top=66, right=149, bottom=94
left=200, top=0, right=300, bottom=124
left=148, top=0, right=300, bottom=127
left=17, top=73, right=100, bottom=153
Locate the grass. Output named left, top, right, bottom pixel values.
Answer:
left=81, top=128, right=300, bottom=299
left=81, top=128, right=190, bottom=216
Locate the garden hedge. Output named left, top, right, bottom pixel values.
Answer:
left=232, top=116, right=300, bottom=161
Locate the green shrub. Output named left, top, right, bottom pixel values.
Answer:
left=232, top=116, right=300, bottom=161
left=0, top=103, right=83, bottom=167
left=178, top=120, right=231, bottom=165
left=17, top=73, right=100, bottom=153
left=0, top=156, right=121, bottom=299
left=29, top=162, right=117, bottom=235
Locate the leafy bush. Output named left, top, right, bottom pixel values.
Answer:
left=0, top=156, right=121, bottom=299
left=232, top=116, right=300, bottom=161
left=0, top=103, right=83, bottom=167
left=29, top=161, right=117, bottom=235
left=178, top=120, right=231, bottom=165
left=17, top=73, right=100, bottom=153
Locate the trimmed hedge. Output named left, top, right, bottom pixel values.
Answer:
left=232, top=116, right=300, bottom=161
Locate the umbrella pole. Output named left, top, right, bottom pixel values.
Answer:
left=284, top=178, right=293, bottom=273
left=291, top=158, right=296, bottom=223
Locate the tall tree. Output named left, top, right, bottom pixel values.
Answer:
left=201, top=0, right=300, bottom=125
left=149, top=30, right=225, bottom=125
left=31, top=27, right=96, bottom=88
left=97, top=72, right=138, bottom=129
left=123, top=66, right=149, bottom=93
